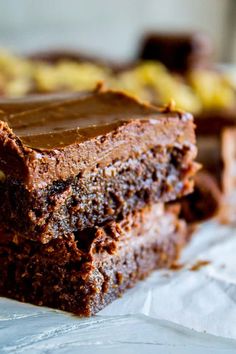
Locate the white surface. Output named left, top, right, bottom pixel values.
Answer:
left=1, top=221, right=236, bottom=353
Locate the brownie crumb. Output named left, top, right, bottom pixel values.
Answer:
left=189, top=260, right=210, bottom=271
left=170, top=262, right=185, bottom=271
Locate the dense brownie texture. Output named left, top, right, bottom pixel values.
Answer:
left=139, top=32, right=213, bottom=73
left=0, top=205, right=187, bottom=316
left=0, top=89, right=197, bottom=242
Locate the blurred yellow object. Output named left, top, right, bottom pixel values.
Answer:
left=34, top=61, right=110, bottom=92
left=0, top=50, right=33, bottom=97
left=189, top=70, right=235, bottom=111
left=0, top=49, right=234, bottom=114
left=4, top=78, right=32, bottom=97
left=109, top=70, right=152, bottom=101
left=111, top=62, right=201, bottom=113
left=133, top=62, right=201, bottom=113
left=0, top=49, right=33, bottom=78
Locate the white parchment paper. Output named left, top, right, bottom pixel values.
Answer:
left=1, top=220, right=236, bottom=353
left=100, top=221, right=236, bottom=339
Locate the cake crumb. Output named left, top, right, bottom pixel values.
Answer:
left=170, top=262, right=185, bottom=271
left=189, top=260, right=210, bottom=271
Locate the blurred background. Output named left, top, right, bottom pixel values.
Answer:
left=0, top=0, right=235, bottom=63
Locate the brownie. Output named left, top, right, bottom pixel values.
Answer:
left=196, top=109, right=236, bottom=136
left=25, top=49, right=235, bottom=197
left=139, top=31, right=213, bottom=73
left=28, top=49, right=122, bottom=72
left=0, top=88, right=197, bottom=243
left=29, top=49, right=104, bottom=64
left=0, top=204, right=187, bottom=316
left=222, top=127, right=236, bottom=195
left=214, top=127, right=236, bottom=223
left=195, top=109, right=236, bottom=188
left=179, top=171, right=222, bottom=223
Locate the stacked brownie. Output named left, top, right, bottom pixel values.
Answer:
left=0, top=87, right=198, bottom=315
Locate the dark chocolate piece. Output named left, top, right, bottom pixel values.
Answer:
left=0, top=89, right=197, bottom=243
left=139, top=31, right=213, bottom=73
left=0, top=204, right=187, bottom=316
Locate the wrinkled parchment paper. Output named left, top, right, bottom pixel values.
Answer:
left=1, top=221, right=236, bottom=353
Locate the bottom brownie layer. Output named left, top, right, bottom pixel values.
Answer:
left=0, top=204, right=187, bottom=316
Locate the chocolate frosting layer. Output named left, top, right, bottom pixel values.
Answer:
left=0, top=89, right=196, bottom=189
left=0, top=90, right=191, bottom=149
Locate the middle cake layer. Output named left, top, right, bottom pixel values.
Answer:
left=0, top=90, right=197, bottom=243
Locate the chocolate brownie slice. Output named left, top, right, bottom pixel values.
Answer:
left=139, top=31, right=213, bottom=73
left=0, top=204, right=187, bottom=316
left=222, top=127, right=236, bottom=195
left=0, top=88, right=197, bottom=243
left=179, top=171, right=221, bottom=223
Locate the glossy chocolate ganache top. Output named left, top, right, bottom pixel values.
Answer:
left=0, top=88, right=196, bottom=189
left=0, top=88, right=194, bottom=150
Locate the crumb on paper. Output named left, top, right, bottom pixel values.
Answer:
left=170, top=262, right=185, bottom=271
left=189, top=260, right=210, bottom=271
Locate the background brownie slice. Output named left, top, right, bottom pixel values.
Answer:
left=222, top=127, right=236, bottom=195
left=0, top=89, right=197, bottom=243
left=167, top=171, right=221, bottom=225
left=179, top=171, right=222, bottom=223
left=138, top=31, right=213, bottom=73
left=0, top=204, right=187, bottom=316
